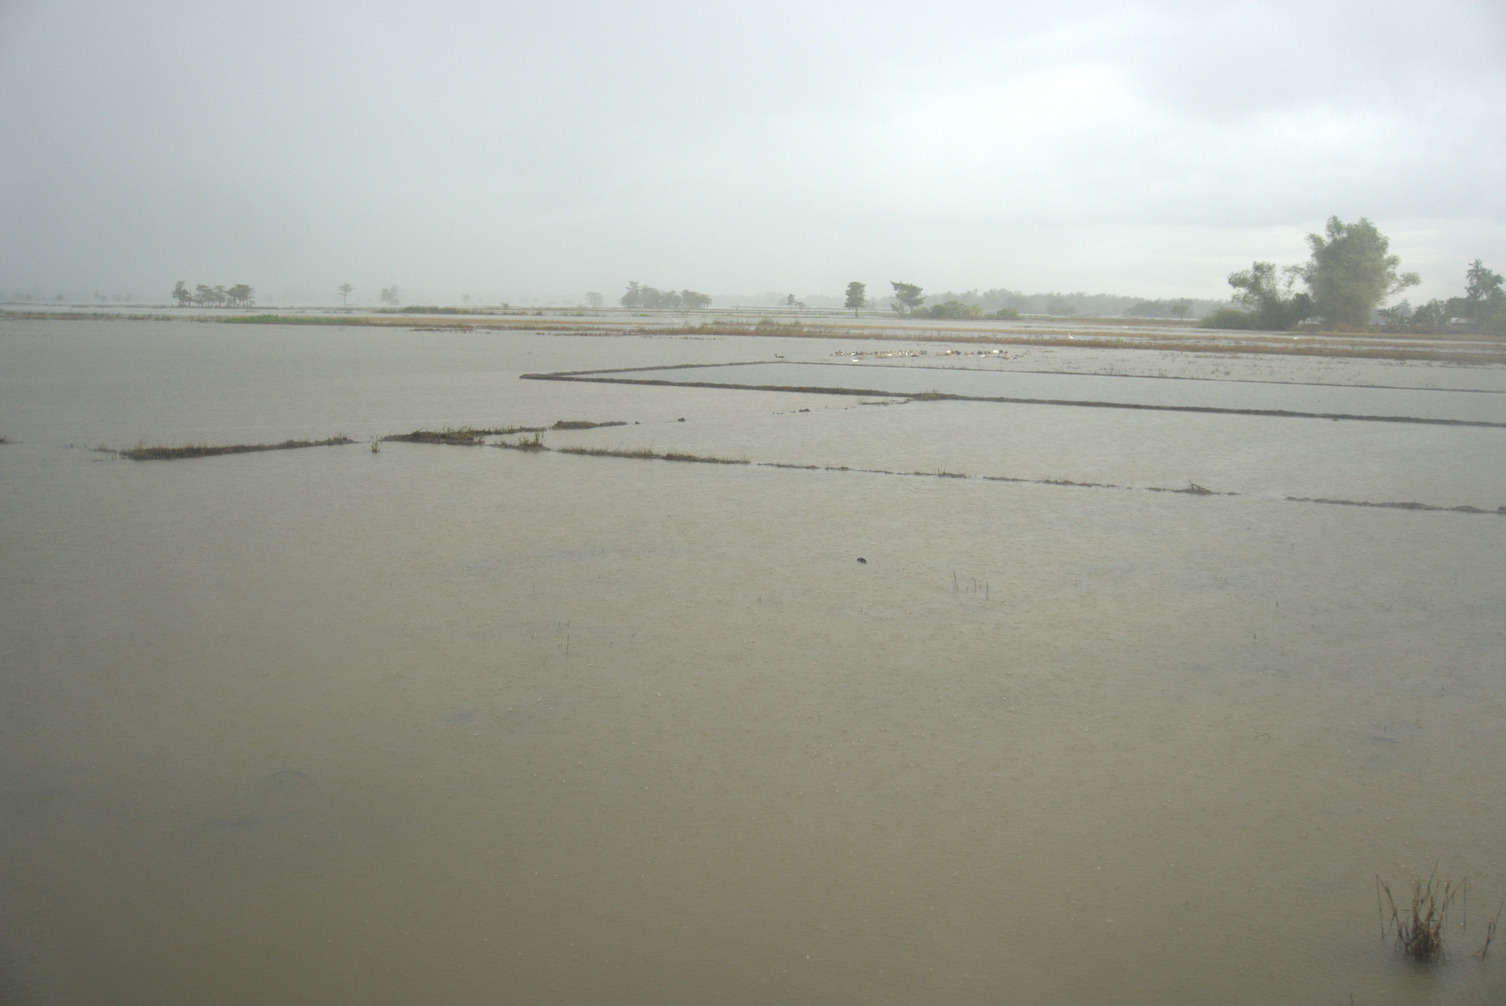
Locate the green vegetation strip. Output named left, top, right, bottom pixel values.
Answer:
left=383, top=426, right=542, bottom=445
left=555, top=445, right=747, bottom=464
left=108, top=424, right=1504, bottom=514
left=219, top=314, right=367, bottom=325
left=551, top=419, right=628, bottom=430
left=120, top=436, right=355, bottom=460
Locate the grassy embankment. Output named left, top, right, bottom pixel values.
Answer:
left=9, top=307, right=1497, bottom=363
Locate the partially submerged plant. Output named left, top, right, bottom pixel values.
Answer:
left=550, top=419, right=627, bottom=430
left=383, top=427, right=492, bottom=446
left=1379, top=871, right=1458, bottom=963
left=495, top=431, right=547, bottom=452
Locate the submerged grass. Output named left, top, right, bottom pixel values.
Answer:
left=101, top=423, right=1506, bottom=516
left=119, top=436, right=355, bottom=460
left=219, top=314, right=364, bottom=325
left=383, top=425, right=544, bottom=445
left=556, top=444, right=748, bottom=464
left=495, top=432, right=547, bottom=451
left=551, top=419, right=628, bottom=430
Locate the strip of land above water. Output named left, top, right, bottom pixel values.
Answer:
left=4, top=306, right=1504, bottom=364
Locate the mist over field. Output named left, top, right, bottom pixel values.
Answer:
left=1, top=0, right=1503, bottom=305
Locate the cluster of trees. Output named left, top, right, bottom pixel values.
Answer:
left=620, top=282, right=711, bottom=310
left=1206, top=216, right=1422, bottom=331
left=841, top=284, right=1217, bottom=319
left=172, top=281, right=254, bottom=307
left=1378, top=260, right=1505, bottom=333
left=917, top=301, right=1022, bottom=320
left=852, top=281, right=1021, bottom=320
left=379, top=285, right=401, bottom=306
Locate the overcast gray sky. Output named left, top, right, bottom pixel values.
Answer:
left=2, top=0, right=1503, bottom=305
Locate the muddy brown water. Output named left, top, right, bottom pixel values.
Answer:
left=1, top=319, right=1504, bottom=1004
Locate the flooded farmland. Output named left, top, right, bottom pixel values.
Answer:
left=1, top=316, right=1504, bottom=1004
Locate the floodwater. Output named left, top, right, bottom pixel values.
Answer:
left=559, top=360, right=1506, bottom=425
left=1, top=318, right=1504, bottom=1004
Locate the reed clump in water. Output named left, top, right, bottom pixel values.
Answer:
left=1379, top=873, right=1455, bottom=962
left=496, top=432, right=547, bottom=452
left=1375, top=871, right=1506, bottom=963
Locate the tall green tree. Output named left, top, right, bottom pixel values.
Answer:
left=172, top=281, right=191, bottom=306
left=890, top=281, right=924, bottom=315
left=1302, top=217, right=1418, bottom=328
left=337, top=283, right=354, bottom=305
left=844, top=281, right=866, bottom=316
left=1227, top=261, right=1312, bottom=330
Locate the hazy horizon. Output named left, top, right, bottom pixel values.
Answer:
left=3, top=0, right=1503, bottom=307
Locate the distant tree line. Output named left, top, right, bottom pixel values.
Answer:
left=840, top=284, right=1219, bottom=319
left=852, top=281, right=1153, bottom=320
left=1378, top=260, right=1505, bottom=334
left=918, top=301, right=1023, bottom=320
left=173, top=281, right=255, bottom=307
left=620, top=282, right=711, bottom=310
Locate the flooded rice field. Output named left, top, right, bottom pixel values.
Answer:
left=539, top=360, right=1506, bottom=426
left=1, top=318, right=1504, bottom=1004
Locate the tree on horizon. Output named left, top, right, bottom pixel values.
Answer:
left=845, top=281, right=866, bottom=316
left=890, top=281, right=924, bottom=315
